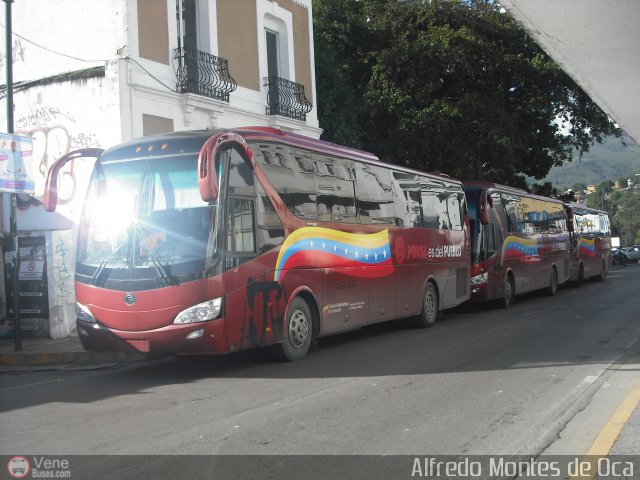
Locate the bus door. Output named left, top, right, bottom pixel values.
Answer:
left=490, top=193, right=522, bottom=293
left=484, top=204, right=505, bottom=300
left=221, top=146, right=286, bottom=351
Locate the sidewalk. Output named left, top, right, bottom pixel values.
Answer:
left=542, top=344, right=640, bottom=460
left=0, top=335, right=165, bottom=368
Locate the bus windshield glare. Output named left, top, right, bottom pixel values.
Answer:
left=76, top=154, right=217, bottom=290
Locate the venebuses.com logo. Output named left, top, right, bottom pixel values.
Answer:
left=6, top=456, right=71, bottom=478
left=7, top=456, right=30, bottom=479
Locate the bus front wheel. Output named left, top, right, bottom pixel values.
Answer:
left=274, top=296, right=313, bottom=362
left=572, top=263, right=584, bottom=287
left=414, top=282, right=439, bottom=328
left=501, top=274, right=515, bottom=309
left=595, top=260, right=606, bottom=282
left=546, top=268, right=558, bottom=296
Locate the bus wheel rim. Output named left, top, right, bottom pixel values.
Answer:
left=425, top=291, right=436, bottom=320
left=289, top=310, right=309, bottom=348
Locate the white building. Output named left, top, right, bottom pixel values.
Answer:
left=0, top=0, right=320, bottom=338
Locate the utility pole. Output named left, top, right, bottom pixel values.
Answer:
left=4, top=0, right=21, bottom=351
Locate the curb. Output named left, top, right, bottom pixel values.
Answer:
left=0, top=351, right=166, bottom=367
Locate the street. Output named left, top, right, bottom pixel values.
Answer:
left=1, top=265, right=639, bottom=462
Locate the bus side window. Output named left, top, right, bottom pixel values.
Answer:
left=390, top=172, right=422, bottom=227
left=227, top=148, right=255, bottom=195
left=315, top=155, right=357, bottom=223
left=355, top=163, right=394, bottom=225
left=502, top=195, right=521, bottom=233
left=225, top=147, right=257, bottom=268
left=255, top=178, right=284, bottom=253
left=491, top=194, right=507, bottom=231
left=486, top=208, right=502, bottom=257
left=226, top=198, right=256, bottom=255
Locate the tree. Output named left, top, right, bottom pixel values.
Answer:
left=587, top=184, right=640, bottom=246
left=314, top=0, right=620, bottom=186
left=614, top=191, right=640, bottom=246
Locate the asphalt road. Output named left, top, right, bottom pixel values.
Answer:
left=1, top=265, right=639, bottom=466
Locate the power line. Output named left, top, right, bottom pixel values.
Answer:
left=1, top=23, right=177, bottom=93
left=124, top=57, right=176, bottom=93
left=0, top=22, right=109, bottom=63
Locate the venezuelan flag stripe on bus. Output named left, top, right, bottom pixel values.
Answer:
left=502, top=235, right=540, bottom=260
left=274, top=227, right=393, bottom=283
left=578, top=237, right=597, bottom=257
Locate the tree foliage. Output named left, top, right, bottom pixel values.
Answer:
left=587, top=186, right=640, bottom=246
left=313, top=0, right=620, bottom=187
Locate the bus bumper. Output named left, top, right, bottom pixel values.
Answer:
left=470, top=284, right=493, bottom=302
left=76, top=318, right=229, bottom=354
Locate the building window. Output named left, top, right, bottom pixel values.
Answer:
left=177, top=0, right=198, bottom=51
left=266, top=30, right=280, bottom=79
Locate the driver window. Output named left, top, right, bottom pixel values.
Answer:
left=226, top=198, right=255, bottom=254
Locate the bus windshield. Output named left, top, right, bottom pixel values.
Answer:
left=76, top=154, right=217, bottom=290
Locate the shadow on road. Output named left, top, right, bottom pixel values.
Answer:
left=1, top=264, right=638, bottom=413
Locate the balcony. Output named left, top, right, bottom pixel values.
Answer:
left=173, top=48, right=237, bottom=102
left=264, top=76, right=312, bottom=122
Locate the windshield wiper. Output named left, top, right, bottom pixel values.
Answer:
left=134, top=223, right=179, bottom=286
left=90, top=240, right=129, bottom=286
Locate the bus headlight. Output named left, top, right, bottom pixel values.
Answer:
left=174, top=297, right=223, bottom=324
left=470, top=273, right=488, bottom=285
left=76, top=302, right=96, bottom=323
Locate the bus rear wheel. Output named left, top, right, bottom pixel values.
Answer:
left=572, top=263, right=584, bottom=287
left=274, top=296, right=313, bottom=362
left=414, top=283, right=438, bottom=328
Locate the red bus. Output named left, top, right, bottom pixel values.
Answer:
left=45, top=128, right=470, bottom=361
left=463, top=182, right=570, bottom=308
left=564, top=202, right=611, bottom=284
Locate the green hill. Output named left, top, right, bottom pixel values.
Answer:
left=544, top=135, right=640, bottom=190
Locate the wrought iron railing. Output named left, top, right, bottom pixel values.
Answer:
left=173, top=47, right=237, bottom=102
left=264, top=76, right=312, bottom=122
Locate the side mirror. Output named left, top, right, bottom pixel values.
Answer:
left=566, top=210, right=575, bottom=233
left=44, top=148, right=104, bottom=212
left=479, top=191, right=491, bottom=225
left=198, top=135, right=219, bottom=202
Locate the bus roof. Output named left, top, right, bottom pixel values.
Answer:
left=564, top=201, right=608, bottom=216
left=99, top=127, right=462, bottom=185
left=463, top=180, right=565, bottom=204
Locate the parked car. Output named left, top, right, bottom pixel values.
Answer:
left=621, top=245, right=640, bottom=262
left=612, top=247, right=627, bottom=266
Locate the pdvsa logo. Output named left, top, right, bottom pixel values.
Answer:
left=7, top=456, right=30, bottom=479
left=394, top=236, right=407, bottom=265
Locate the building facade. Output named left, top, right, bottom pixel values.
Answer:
left=0, top=0, right=320, bottom=338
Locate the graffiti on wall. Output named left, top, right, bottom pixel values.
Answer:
left=11, top=100, right=104, bottom=338
left=54, top=236, right=73, bottom=300
left=50, top=230, right=78, bottom=337
left=16, top=107, right=76, bottom=130
left=16, top=106, right=101, bottom=212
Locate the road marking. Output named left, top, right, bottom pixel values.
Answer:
left=0, top=378, right=63, bottom=393
left=570, top=378, right=640, bottom=480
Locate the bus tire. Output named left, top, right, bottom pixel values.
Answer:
left=274, top=296, right=313, bottom=362
left=414, top=282, right=438, bottom=328
left=501, top=274, right=515, bottom=309
left=546, top=267, right=558, bottom=296
left=595, top=260, right=606, bottom=282
left=572, top=263, right=584, bottom=287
